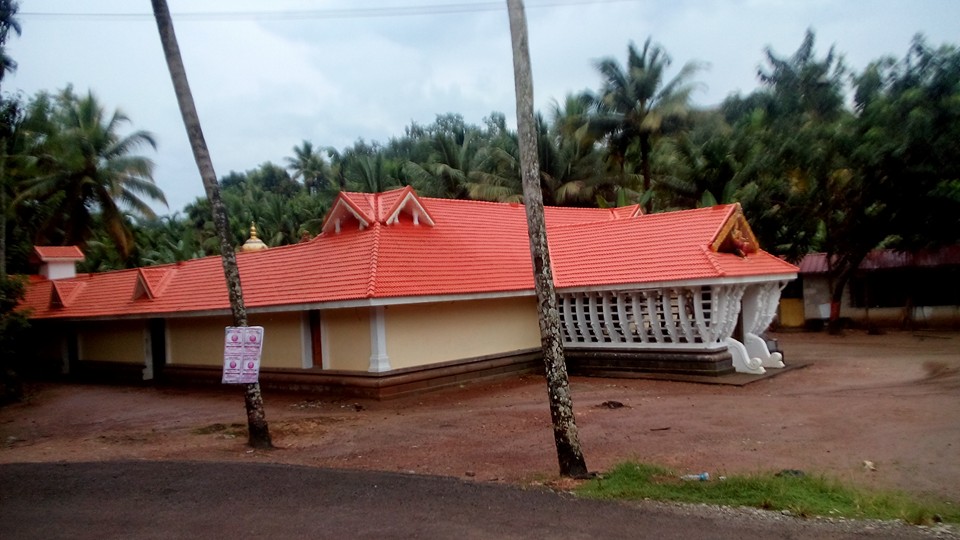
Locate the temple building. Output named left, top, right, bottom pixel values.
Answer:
left=19, top=187, right=798, bottom=398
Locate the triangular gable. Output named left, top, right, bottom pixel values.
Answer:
left=710, top=203, right=759, bottom=257
left=133, top=267, right=176, bottom=300
left=50, top=280, right=85, bottom=308
left=608, top=205, right=643, bottom=219
left=383, top=186, right=435, bottom=227
left=321, top=193, right=374, bottom=234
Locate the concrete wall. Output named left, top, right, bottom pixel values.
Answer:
left=167, top=312, right=306, bottom=368
left=41, top=296, right=541, bottom=377
left=831, top=305, right=960, bottom=327
left=802, top=276, right=833, bottom=320
left=323, top=307, right=371, bottom=371
left=250, top=312, right=308, bottom=369
left=384, top=297, right=540, bottom=369
left=802, top=275, right=960, bottom=327
left=166, top=316, right=232, bottom=367
left=77, top=319, right=147, bottom=364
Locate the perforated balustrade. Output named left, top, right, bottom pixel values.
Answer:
left=559, top=284, right=746, bottom=349
left=558, top=281, right=789, bottom=374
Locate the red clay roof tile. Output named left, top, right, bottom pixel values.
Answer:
left=20, top=191, right=797, bottom=320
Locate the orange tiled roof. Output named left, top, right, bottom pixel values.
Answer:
left=20, top=190, right=797, bottom=320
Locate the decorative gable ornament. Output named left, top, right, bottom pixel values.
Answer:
left=710, top=204, right=759, bottom=257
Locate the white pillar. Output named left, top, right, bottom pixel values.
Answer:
left=368, top=306, right=391, bottom=372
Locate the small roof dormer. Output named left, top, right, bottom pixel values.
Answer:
left=321, top=193, right=374, bottom=234
left=133, top=267, right=177, bottom=301
left=50, top=280, right=85, bottom=308
left=33, top=246, right=85, bottom=280
left=321, top=187, right=436, bottom=235
left=383, top=186, right=435, bottom=227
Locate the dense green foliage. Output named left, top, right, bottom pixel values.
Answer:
left=0, top=24, right=957, bottom=321
left=0, top=272, right=27, bottom=402
left=2, top=86, right=167, bottom=273
left=577, top=462, right=960, bottom=525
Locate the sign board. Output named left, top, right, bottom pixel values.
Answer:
left=222, top=326, right=264, bottom=384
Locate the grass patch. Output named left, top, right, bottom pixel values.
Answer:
left=576, top=462, right=959, bottom=525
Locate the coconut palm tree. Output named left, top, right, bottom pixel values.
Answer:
left=459, top=122, right=523, bottom=203
left=344, top=154, right=401, bottom=193
left=592, top=38, right=701, bottom=212
left=152, top=0, right=271, bottom=449
left=0, top=0, right=20, bottom=87
left=655, top=113, right=746, bottom=210
left=16, top=88, right=166, bottom=258
left=0, top=0, right=21, bottom=277
left=401, top=128, right=483, bottom=199
left=544, top=97, right=626, bottom=206
left=285, top=140, right=331, bottom=195
left=506, top=0, right=587, bottom=478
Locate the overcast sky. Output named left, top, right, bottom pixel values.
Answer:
left=8, top=0, right=960, bottom=214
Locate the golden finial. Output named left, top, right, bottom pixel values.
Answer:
left=240, top=222, right=268, bottom=252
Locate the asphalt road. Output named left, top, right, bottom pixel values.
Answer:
left=0, top=461, right=950, bottom=539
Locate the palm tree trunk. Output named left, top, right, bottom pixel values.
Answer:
left=151, top=0, right=271, bottom=449
left=639, top=135, right=653, bottom=213
left=506, top=0, right=588, bottom=478
left=0, top=139, right=6, bottom=279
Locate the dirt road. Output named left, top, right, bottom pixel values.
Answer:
left=2, top=330, right=958, bottom=502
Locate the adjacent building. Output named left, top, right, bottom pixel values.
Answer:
left=795, top=247, right=960, bottom=328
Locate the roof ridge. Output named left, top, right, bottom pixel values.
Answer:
left=416, top=195, right=526, bottom=210
left=366, top=223, right=382, bottom=298
left=701, top=246, right=726, bottom=277
left=549, top=215, right=641, bottom=232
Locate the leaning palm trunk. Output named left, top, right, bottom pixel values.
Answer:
left=506, top=0, right=588, bottom=477
left=151, top=0, right=271, bottom=449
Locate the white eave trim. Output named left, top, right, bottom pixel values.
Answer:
left=555, top=273, right=798, bottom=295
left=30, top=273, right=797, bottom=322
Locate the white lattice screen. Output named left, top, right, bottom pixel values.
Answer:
left=558, top=285, right=747, bottom=350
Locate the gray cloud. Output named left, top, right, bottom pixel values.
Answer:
left=8, top=0, right=960, bottom=212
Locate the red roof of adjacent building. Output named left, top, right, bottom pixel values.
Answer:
left=20, top=189, right=797, bottom=320
left=798, top=245, right=960, bottom=274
